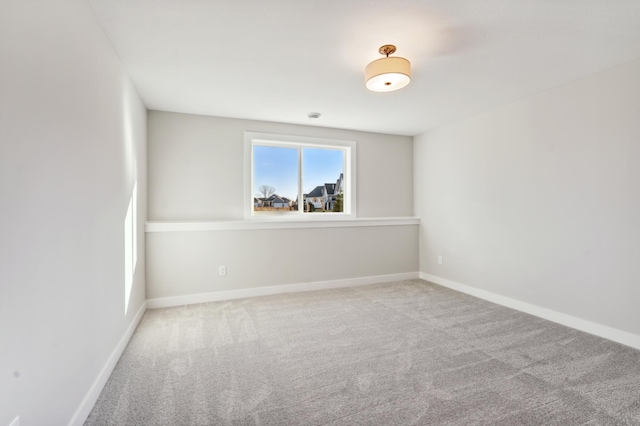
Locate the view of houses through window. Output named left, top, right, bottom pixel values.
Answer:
left=253, top=145, right=345, bottom=214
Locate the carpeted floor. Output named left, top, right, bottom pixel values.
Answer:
left=86, top=280, right=640, bottom=425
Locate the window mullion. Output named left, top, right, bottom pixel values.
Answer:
left=298, top=147, right=303, bottom=213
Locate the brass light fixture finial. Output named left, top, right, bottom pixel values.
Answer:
left=379, top=44, right=396, bottom=56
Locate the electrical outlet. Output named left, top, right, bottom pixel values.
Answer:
left=219, top=265, right=227, bottom=276
left=9, top=416, right=20, bottom=426
left=437, top=256, right=443, bottom=265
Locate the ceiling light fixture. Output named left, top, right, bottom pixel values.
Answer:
left=365, top=45, right=411, bottom=92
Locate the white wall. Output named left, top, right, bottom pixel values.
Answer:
left=415, top=58, right=640, bottom=337
left=147, top=111, right=416, bottom=299
left=0, top=1, right=147, bottom=425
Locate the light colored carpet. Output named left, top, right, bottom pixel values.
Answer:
left=86, top=280, right=640, bottom=425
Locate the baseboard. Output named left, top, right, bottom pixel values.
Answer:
left=68, top=301, right=147, bottom=426
left=420, top=272, right=640, bottom=351
left=147, top=272, right=420, bottom=309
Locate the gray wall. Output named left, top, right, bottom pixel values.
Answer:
left=147, top=112, right=417, bottom=299
left=147, top=226, right=417, bottom=299
left=0, top=1, right=147, bottom=424
left=148, top=111, right=414, bottom=220
left=414, top=58, right=640, bottom=337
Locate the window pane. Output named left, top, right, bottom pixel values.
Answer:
left=253, top=145, right=298, bottom=213
left=302, top=148, right=345, bottom=213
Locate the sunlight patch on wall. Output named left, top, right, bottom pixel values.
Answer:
left=124, top=182, right=137, bottom=315
left=132, top=182, right=138, bottom=272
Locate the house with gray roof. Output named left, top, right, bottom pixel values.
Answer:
left=263, top=194, right=292, bottom=208
left=303, top=173, right=344, bottom=212
left=303, top=186, right=325, bottom=210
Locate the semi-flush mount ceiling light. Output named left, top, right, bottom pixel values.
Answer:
left=365, top=44, right=411, bottom=92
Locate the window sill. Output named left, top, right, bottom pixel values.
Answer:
left=145, top=217, right=419, bottom=232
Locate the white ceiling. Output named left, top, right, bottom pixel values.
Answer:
left=88, top=0, right=640, bottom=136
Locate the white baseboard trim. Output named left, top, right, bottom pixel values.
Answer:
left=420, top=272, right=640, bottom=351
left=147, top=272, right=420, bottom=309
left=68, top=301, right=147, bottom=426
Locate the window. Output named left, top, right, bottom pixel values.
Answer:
left=244, top=132, right=356, bottom=219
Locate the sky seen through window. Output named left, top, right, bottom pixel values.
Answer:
left=254, top=146, right=344, bottom=200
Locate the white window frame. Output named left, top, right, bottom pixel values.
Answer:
left=244, top=132, right=356, bottom=220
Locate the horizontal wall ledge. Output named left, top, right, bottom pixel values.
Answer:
left=146, top=217, right=419, bottom=232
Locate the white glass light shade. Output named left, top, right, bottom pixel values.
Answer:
left=365, top=56, right=411, bottom=92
